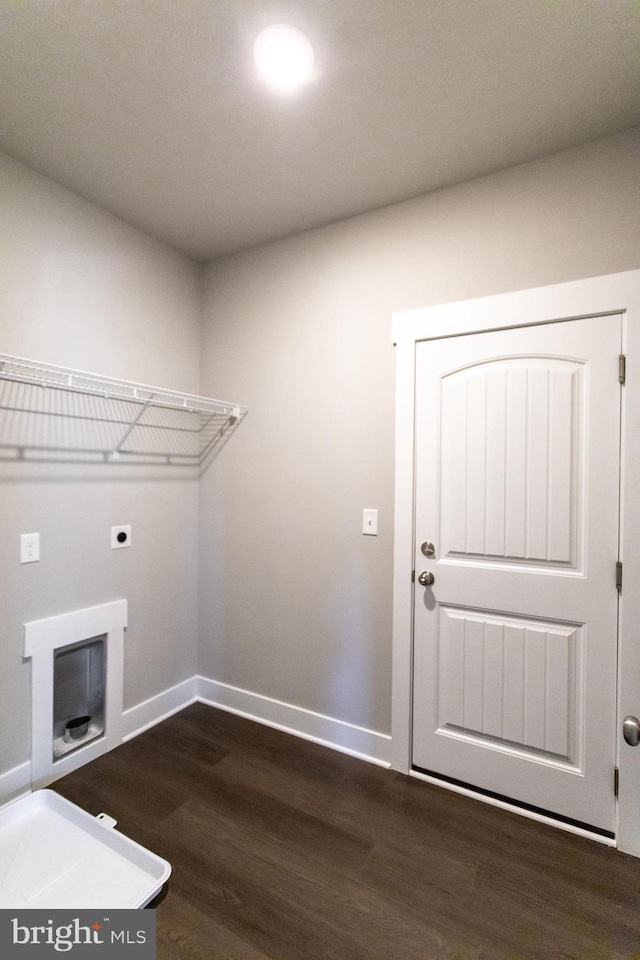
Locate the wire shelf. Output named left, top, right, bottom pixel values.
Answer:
left=0, top=353, right=248, bottom=469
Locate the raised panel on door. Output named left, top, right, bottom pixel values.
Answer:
left=440, top=358, right=582, bottom=569
left=413, top=314, right=621, bottom=834
left=436, top=606, right=580, bottom=765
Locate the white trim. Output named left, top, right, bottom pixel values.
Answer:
left=617, top=277, right=640, bottom=856
left=0, top=674, right=391, bottom=805
left=196, top=676, right=392, bottom=767
left=392, top=270, right=640, bottom=345
left=391, top=269, right=640, bottom=856
left=0, top=761, right=31, bottom=806
left=23, top=600, right=128, bottom=790
left=409, top=769, right=615, bottom=847
left=122, top=676, right=198, bottom=741
left=23, top=599, right=127, bottom=657
left=391, top=334, right=417, bottom=774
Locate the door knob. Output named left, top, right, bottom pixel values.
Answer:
left=418, top=571, right=435, bottom=587
left=623, top=716, right=640, bottom=746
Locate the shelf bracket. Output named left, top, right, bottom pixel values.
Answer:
left=110, top=396, right=154, bottom=460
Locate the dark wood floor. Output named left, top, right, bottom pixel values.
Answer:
left=55, top=703, right=640, bottom=960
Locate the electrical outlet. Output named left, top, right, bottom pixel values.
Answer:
left=111, top=525, right=132, bottom=549
left=20, top=533, right=40, bottom=564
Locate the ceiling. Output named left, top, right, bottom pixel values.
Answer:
left=0, top=0, right=638, bottom=261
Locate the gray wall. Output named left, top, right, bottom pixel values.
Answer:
left=198, top=127, right=640, bottom=736
left=0, top=153, right=202, bottom=776
left=2, top=125, right=638, bottom=779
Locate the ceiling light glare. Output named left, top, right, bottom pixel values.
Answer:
left=253, top=24, right=314, bottom=93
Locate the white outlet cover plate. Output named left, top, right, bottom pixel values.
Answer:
left=111, top=525, right=132, bottom=549
left=20, top=532, right=40, bottom=563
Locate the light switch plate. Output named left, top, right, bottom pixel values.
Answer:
left=362, top=509, right=378, bottom=536
left=20, top=533, right=40, bottom=563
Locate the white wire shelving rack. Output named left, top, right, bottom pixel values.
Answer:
left=0, top=353, right=248, bottom=469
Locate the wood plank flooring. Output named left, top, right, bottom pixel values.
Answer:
left=54, top=703, right=640, bottom=960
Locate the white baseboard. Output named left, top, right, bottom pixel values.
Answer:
left=0, top=674, right=391, bottom=803
left=0, top=676, right=199, bottom=803
left=122, top=675, right=198, bottom=741
left=0, top=761, right=31, bottom=807
left=196, top=676, right=392, bottom=767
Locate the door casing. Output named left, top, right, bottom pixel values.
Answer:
left=391, top=269, right=640, bottom=856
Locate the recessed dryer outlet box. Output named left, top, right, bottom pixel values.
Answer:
left=111, top=525, right=132, bottom=549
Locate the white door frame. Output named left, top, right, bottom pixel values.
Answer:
left=391, top=269, right=640, bottom=856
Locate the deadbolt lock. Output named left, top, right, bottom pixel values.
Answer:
left=421, top=541, right=435, bottom=557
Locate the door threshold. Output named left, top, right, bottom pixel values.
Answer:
left=410, top=766, right=616, bottom=847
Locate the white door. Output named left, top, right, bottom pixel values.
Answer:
left=412, top=314, right=622, bottom=834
